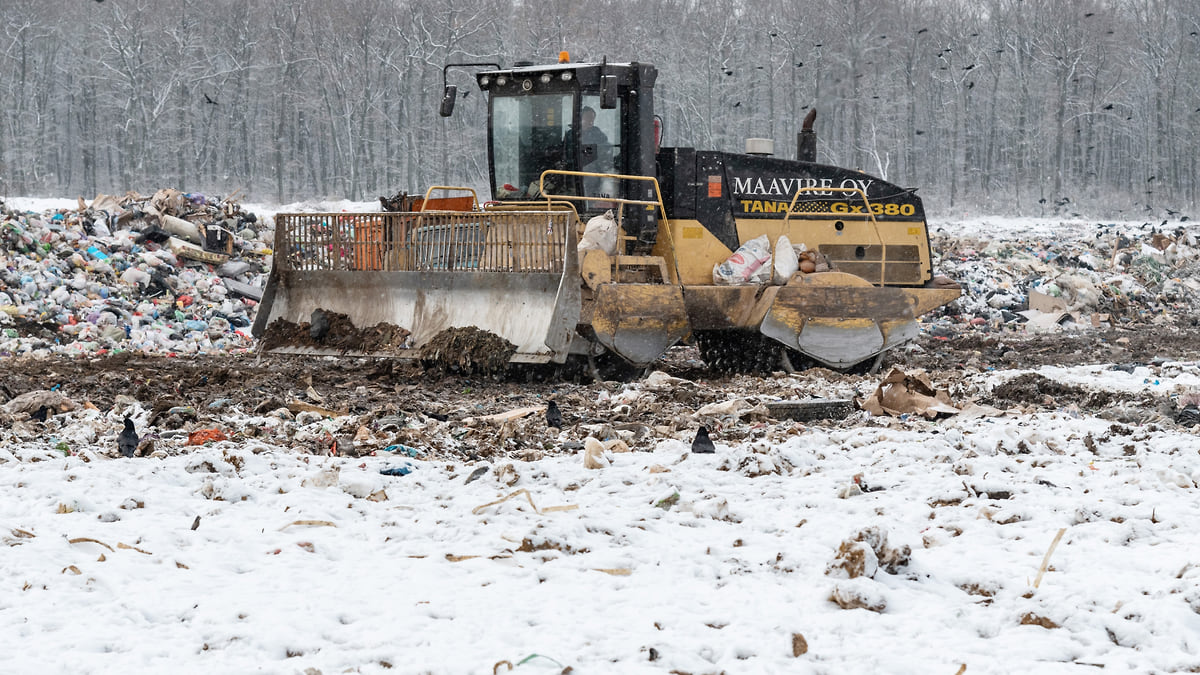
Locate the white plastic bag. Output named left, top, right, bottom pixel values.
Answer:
left=713, top=234, right=772, bottom=285
left=578, top=210, right=618, bottom=255
left=772, top=234, right=799, bottom=285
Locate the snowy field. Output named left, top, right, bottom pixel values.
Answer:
left=3, top=367, right=1200, bottom=674
left=2, top=199, right=1200, bottom=673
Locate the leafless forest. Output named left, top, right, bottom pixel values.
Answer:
left=2, top=0, right=1198, bottom=217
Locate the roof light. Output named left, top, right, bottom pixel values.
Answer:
left=561, top=72, right=572, bottom=81
left=540, top=73, right=552, bottom=84
left=496, top=76, right=507, bottom=86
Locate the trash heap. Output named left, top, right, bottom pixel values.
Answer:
left=0, top=190, right=272, bottom=357
left=927, top=221, right=1200, bottom=336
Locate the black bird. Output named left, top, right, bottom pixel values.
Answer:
left=204, top=93, right=217, bottom=105
left=30, top=405, right=50, bottom=422
left=691, top=426, right=715, bottom=454
left=118, top=417, right=139, bottom=458
left=1178, top=405, right=1200, bottom=427
left=545, top=400, right=562, bottom=429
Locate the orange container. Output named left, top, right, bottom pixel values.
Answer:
left=353, top=217, right=385, bottom=270
left=414, top=196, right=475, bottom=212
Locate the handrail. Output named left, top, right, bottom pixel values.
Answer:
left=486, top=199, right=582, bottom=221
left=420, top=185, right=480, bottom=211
left=538, top=169, right=680, bottom=284
left=785, top=186, right=887, bottom=286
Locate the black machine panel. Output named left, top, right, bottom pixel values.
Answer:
left=658, top=149, right=925, bottom=252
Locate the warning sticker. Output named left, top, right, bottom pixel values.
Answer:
left=707, top=176, right=722, bottom=198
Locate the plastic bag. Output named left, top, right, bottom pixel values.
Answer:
left=578, top=210, right=618, bottom=255
left=713, top=234, right=772, bottom=285
left=773, top=234, right=799, bottom=285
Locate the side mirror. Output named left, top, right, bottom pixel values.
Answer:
left=439, top=85, right=458, bottom=117
left=600, top=75, right=618, bottom=109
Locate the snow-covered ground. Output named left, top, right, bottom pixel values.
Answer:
left=2, top=365, right=1200, bottom=674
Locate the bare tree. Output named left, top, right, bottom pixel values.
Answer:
left=1, top=0, right=1198, bottom=215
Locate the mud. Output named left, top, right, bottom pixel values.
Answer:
left=258, top=314, right=411, bottom=354
left=986, top=373, right=1135, bottom=409
left=3, top=325, right=1198, bottom=460
left=418, top=326, right=515, bottom=375
left=895, top=326, right=1200, bottom=372
left=6, top=327, right=1197, bottom=418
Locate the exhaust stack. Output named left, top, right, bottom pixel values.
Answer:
left=797, top=108, right=817, bottom=162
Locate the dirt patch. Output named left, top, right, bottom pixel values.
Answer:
left=418, top=326, right=515, bottom=375
left=10, top=318, right=61, bottom=342
left=894, top=327, right=1200, bottom=372
left=987, top=373, right=1141, bottom=410
left=1, top=319, right=1195, bottom=462
left=259, top=312, right=411, bottom=354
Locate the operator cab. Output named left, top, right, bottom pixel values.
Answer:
left=468, top=60, right=659, bottom=244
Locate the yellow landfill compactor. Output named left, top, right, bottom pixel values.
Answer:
left=252, top=58, right=961, bottom=376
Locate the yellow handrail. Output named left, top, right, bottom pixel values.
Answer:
left=537, top=169, right=680, bottom=284
left=785, top=186, right=887, bottom=285
left=420, top=185, right=481, bottom=211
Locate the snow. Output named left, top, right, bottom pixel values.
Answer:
left=2, top=211, right=1200, bottom=673
left=3, top=372, right=1200, bottom=673
left=5, top=197, right=79, bottom=214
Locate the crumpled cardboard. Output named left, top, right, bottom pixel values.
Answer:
left=859, top=368, right=959, bottom=418
left=2, top=390, right=78, bottom=415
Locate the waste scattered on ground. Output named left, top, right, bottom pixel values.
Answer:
left=1, top=192, right=270, bottom=357
left=2, top=212, right=1200, bottom=671
left=927, top=218, right=1200, bottom=340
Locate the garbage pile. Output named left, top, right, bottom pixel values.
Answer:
left=927, top=221, right=1200, bottom=336
left=0, top=190, right=272, bottom=357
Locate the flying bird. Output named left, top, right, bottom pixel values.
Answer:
left=118, top=417, right=139, bottom=458
left=204, top=93, right=217, bottom=105
left=691, top=426, right=715, bottom=454
left=545, top=400, right=562, bottom=429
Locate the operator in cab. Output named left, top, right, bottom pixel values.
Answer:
left=563, top=105, right=614, bottom=201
